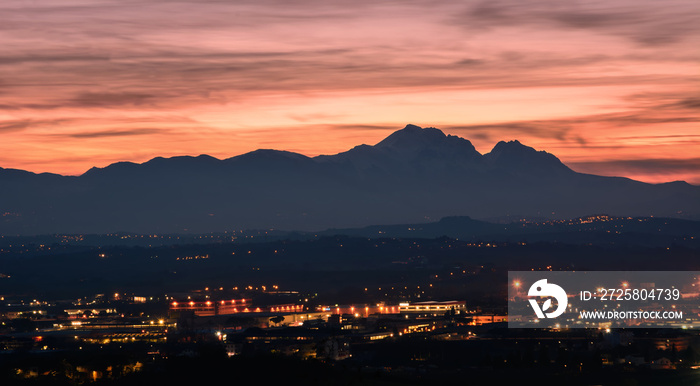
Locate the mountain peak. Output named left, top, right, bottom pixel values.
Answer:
left=485, top=140, right=571, bottom=173
left=374, top=124, right=479, bottom=157
left=231, top=149, right=310, bottom=161
left=375, top=124, right=446, bottom=148
left=490, top=139, right=529, bottom=153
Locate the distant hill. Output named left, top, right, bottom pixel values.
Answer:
left=1, top=124, right=698, bottom=235
left=323, top=216, right=502, bottom=239
left=320, top=215, right=700, bottom=248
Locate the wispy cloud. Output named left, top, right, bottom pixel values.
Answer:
left=0, top=119, right=32, bottom=133
left=569, top=158, right=700, bottom=185
left=47, top=128, right=165, bottom=139
left=68, top=93, right=160, bottom=108
left=571, top=158, right=700, bottom=175
left=458, top=0, right=700, bottom=47
left=0, top=118, right=76, bottom=133
left=443, top=89, right=700, bottom=143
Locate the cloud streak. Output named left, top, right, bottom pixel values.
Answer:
left=0, top=120, right=32, bottom=133
left=569, top=158, right=700, bottom=185
left=571, top=158, right=700, bottom=175
left=459, top=0, right=700, bottom=47
left=47, top=128, right=165, bottom=139
left=442, top=91, right=700, bottom=144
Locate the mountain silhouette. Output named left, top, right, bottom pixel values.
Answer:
left=1, top=124, right=698, bottom=234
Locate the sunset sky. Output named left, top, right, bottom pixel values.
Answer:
left=1, top=0, right=698, bottom=183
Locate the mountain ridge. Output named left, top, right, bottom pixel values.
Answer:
left=1, top=124, right=698, bottom=235
left=77, top=125, right=562, bottom=178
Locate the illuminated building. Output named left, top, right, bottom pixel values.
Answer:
left=169, top=298, right=303, bottom=316
left=398, top=301, right=466, bottom=315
